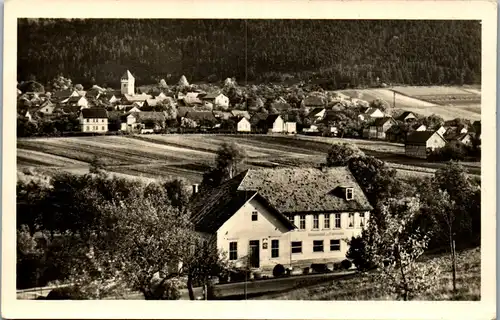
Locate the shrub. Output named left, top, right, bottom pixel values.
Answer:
left=272, top=264, right=286, bottom=278
left=46, top=286, right=85, bottom=300
left=310, top=263, right=330, bottom=273
left=303, top=267, right=310, bottom=275
left=346, top=236, right=376, bottom=271
left=341, top=259, right=352, bottom=270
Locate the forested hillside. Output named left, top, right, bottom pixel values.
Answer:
left=18, top=19, right=481, bottom=88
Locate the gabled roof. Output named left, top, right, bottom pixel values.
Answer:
left=308, top=107, right=325, bottom=117
left=129, top=111, right=166, bottom=123
left=363, top=107, right=382, bottom=116
left=52, top=89, right=75, bottom=99
left=200, top=92, right=222, bottom=100
left=373, top=116, right=396, bottom=127
left=67, top=96, right=85, bottom=103
left=123, top=94, right=151, bottom=102
left=177, top=106, right=195, bottom=118
left=236, top=167, right=373, bottom=214
left=81, top=108, right=107, bottom=119
left=406, top=131, right=445, bottom=144
left=271, top=102, right=292, bottom=112
left=266, top=114, right=281, bottom=127
left=121, top=70, right=134, bottom=80
left=396, top=111, right=416, bottom=121
left=302, top=96, right=325, bottom=106
left=184, top=111, right=217, bottom=122
left=250, top=112, right=269, bottom=125
left=190, top=172, right=296, bottom=233
left=231, top=110, right=250, bottom=119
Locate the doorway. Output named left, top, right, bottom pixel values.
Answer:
left=249, top=240, right=260, bottom=268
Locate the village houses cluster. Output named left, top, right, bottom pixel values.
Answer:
left=18, top=70, right=480, bottom=160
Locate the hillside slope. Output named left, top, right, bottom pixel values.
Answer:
left=18, top=19, right=481, bottom=88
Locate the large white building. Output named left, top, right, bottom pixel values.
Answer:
left=79, top=108, right=108, bottom=133
left=190, top=167, right=372, bottom=274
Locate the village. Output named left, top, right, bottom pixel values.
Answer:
left=17, top=70, right=481, bottom=161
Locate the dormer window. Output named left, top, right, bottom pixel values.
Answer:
left=346, top=188, right=354, bottom=200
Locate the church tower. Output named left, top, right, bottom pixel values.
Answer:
left=120, top=70, right=135, bottom=95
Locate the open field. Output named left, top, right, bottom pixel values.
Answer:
left=252, top=247, right=480, bottom=300
left=17, top=134, right=480, bottom=184
left=336, top=86, right=481, bottom=121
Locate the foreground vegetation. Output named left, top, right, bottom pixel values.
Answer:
left=253, top=247, right=480, bottom=301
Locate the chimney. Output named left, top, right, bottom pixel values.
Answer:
left=192, top=183, right=199, bottom=195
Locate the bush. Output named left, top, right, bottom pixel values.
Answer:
left=272, top=264, right=286, bottom=278
left=46, top=286, right=85, bottom=300
left=346, top=236, right=376, bottom=271
left=303, top=267, right=310, bottom=275
left=341, top=259, right=353, bottom=270
left=310, top=263, right=330, bottom=273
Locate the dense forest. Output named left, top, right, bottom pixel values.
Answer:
left=18, top=19, right=481, bottom=88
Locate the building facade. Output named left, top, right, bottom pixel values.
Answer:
left=405, top=131, right=447, bottom=159
left=80, top=108, right=108, bottom=133
left=121, top=70, right=135, bottom=95
left=190, top=167, right=373, bottom=274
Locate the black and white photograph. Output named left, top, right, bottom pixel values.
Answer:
left=2, top=0, right=497, bottom=319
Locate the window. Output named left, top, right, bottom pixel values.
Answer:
left=102, top=119, right=105, bottom=122
left=229, top=242, right=238, bottom=260
left=102, top=126, right=105, bottom=130
left=313, top=214, right=319, bottom=229
left=359, top=212, right=365, bottom=227
left=324, top=214, right=330, bottom=229
left=86, top=119, right=89, bottom=123
left=291, top=241, right=302, bottom=254
left=289, top=215, right=295, bottom=224
left=251, top=211, right=258, bottom=221
left=346, top=188, right=354, bottom=200
left=299, top=215, right=306, bottom=230
left=313, top=240, right=324, bottom=252
left=330, top=239, right=341, bottom=251
left=334, top=213, right=341, bottom=228
left=271, top=240, right=279, bottom=258
left=348, top=213, right=354, bottom=228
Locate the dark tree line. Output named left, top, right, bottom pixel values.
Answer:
left=18, top=19, right=481, bottom=88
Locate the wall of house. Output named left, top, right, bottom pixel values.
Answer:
left=284, top=122, right=297, bottom=134
left=271, top=117, right=284, bottom=133
left=216, top=197, right=369, bottom=273
left=78, top=98, right=88, bottom=108
left=81, top=118, right=108, bottom=132
left=427, top=134, right=446, bottom=150
left=215, top=95, right=229, bottom=108
left=237, top=119, right=251, bottom=132
left=371, top=110, right=385, bottom=118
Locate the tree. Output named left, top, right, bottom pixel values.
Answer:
left=89, top=155, right=106, bottom=175
left=421, top=114, right=445, bottom=130
left=369, top=98, right=390, bottom=111
left=348, top=156, right=403, bottom=206
left=326, top=143, right=365, bottom=166
left=215, top=142, right=246, bottom=180
left=365, top=197, right=441, bottom=300
left=51, top=75, right=73, bottom=91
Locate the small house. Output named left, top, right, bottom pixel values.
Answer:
left=213, top=111, right=233, bottom=121
left=436, top=126, right=447, bottom=136
left=200, top=92, right=229, bottom=109
left=405, top=131, right=447, bottom=159
left=66, top=96, right=89, bottom=109
left=183, top=92, right=204, bottom=105
left=121, top=111, right=166, bottom=133
left=235, top=117, right=251, bottom=132
left=80, top=108, right=108, bottom=133
left=413, top=124, right=427, bottom=132
left=265, top=114, right=285, bottom=133
left=284, top=122, right=297, bottom=134
left=37, top=101, right=55, bottom=115
left=308, top=107, right=326, bottom=121
left=250, top=112, right=271, bottom=133
left=363, top=117, right=397, bottom=140
left=396, top=111, right=417, bottom=122
left=183, top=111, right=218, bottom=128
left=360, top=107, right=385, bottom=120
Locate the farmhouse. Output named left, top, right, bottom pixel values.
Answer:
left=66, top=96, right=89, bottom=109
left=200, top=92, right=229, bottom=109
left=53, top=89, right=80, bottom=102
left=234, top=116, right=251, bottom=132
left=445, top=132, right=474, bottom=146
left=37, top=101, right=55, bottom=115
left=405, top=131, right=447, bottom=159
left=183, top=111, right=218, bottom=128
left=359, top=107, right=384, bottom=121
left=80, top=108, right=108, bottom=133
left=190, top=167, right=373, bottom=273
left=396, top=111, right=417, bottom=122
left=308, top=107, right=326, bottom=121
left=121, top=111, right=166, bottom=133
left=265, top=114, right=285, bottom=133
left=363, top=117, right=397, bottom=140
